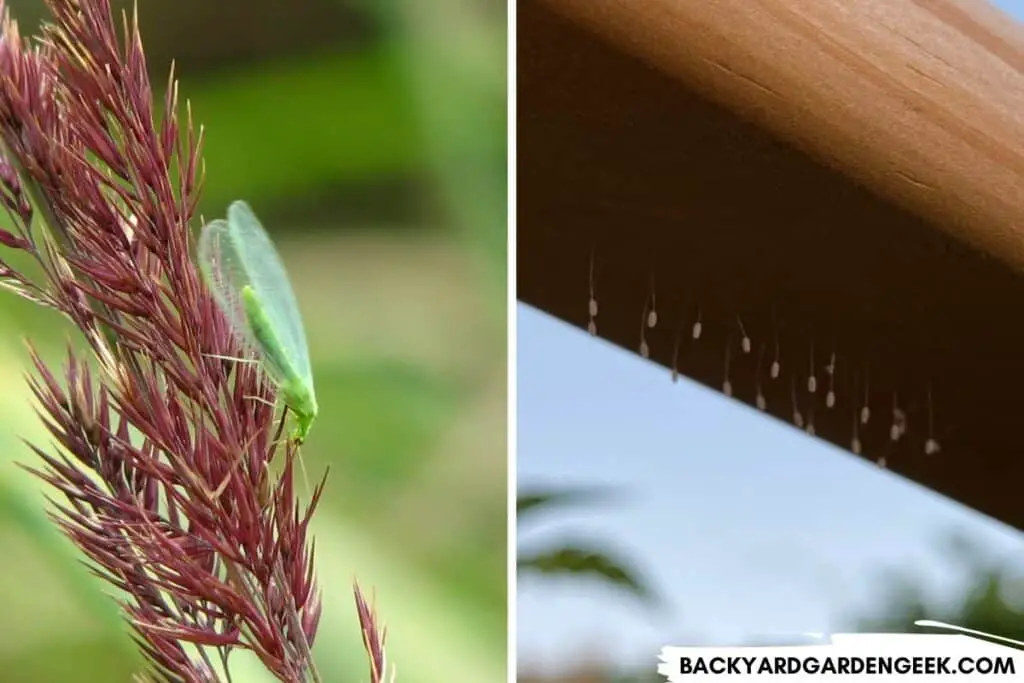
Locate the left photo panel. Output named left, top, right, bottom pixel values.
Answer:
left=0, top=2, right=508, bottom=683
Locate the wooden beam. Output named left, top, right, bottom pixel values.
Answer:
left=518, top=0, right=1024, bottom=528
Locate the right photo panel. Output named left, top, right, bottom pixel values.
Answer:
left=517, top=0, right=1024, bottom=681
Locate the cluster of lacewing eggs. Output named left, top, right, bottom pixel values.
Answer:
left=585, top=253, right=942, bottom=468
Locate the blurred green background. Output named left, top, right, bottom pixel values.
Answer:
left=0, top=1, right=507, bottom=681
left=517, top=531, right=1024, bottom=683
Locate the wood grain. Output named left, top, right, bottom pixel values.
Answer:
left=534, top=0, right=1024, bottom=267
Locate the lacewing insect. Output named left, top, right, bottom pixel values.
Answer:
left=198, top=200, right=318, bottom=445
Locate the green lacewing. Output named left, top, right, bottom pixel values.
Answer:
left=198, top=200, right=317, bottom=444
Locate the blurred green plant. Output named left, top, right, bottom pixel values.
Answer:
left=518, top=486, right=658, bottom=605
left=846, top=531, right=1024, bottom=644
left=355, top=0, right=507, bottom=293
left=190, top=48, right=422, bottom=215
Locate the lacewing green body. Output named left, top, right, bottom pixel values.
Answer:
left=198, top=200, right=317, bottom=443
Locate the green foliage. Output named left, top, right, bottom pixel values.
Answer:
left=354, top=0, right=507, bottom=290
left=190, top=48, right=422, bottom=214
left=518, top=486, right=658, bottom=606
left=519, top=546, right=656, bottom=604
left=310, top=359, right=460, bottom=500
left=518, top=485, right=620, bottom=516
left=849, top=532, right=1024, bottom=644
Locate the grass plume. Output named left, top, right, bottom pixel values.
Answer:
left=0, top=1, right=389, bottom=681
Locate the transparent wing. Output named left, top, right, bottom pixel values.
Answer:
left=197, top=218, right=276, bottom=376
left=225, top=201, right=313, bottom=389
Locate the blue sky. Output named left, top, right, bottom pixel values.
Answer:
left=516, top=305, right=1024, bottom=669
left=999, top=0, right=1024, bottom=16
